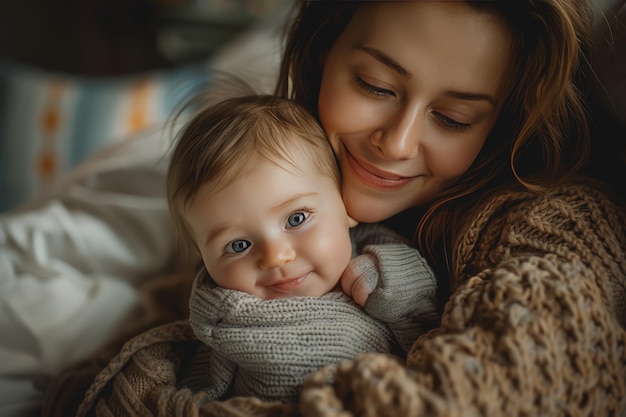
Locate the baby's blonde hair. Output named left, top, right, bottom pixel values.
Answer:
left=167, top=76, right=339, bottom=263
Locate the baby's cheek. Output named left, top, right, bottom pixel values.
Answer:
left=313, top=232, right=352, bottom=276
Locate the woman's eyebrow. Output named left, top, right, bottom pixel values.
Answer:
left=357, top=46, right=409, bottom=78
left=443, top=90, right=496, bottom=106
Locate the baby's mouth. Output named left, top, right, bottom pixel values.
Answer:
left=270, top=272, right=309, bottom=291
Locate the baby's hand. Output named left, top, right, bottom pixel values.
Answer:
left=341, top=254, right=380, bottom=307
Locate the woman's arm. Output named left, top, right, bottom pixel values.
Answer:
left=300, top=183, right=626, bottom=416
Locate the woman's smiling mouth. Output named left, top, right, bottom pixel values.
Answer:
left=344, top=149, right=415, bottom=191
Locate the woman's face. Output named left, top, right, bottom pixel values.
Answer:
left=319, top=2, right=513, bottom=222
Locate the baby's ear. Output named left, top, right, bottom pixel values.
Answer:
left=348, top=215, right=358, bottom=228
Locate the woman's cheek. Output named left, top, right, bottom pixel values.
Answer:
left=318, top=84, right=343, bottom=130
left=433, top=143, right=478, bottom=179
left=319, top=71, right=362, bottom=126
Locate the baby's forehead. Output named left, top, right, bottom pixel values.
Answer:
left=253, top=146, right=328, bottom=176
left=209, top=150, right=324, bottom=190
left=199, top=155, right=336, bottom=207
left=264, top=153, right=314, bottom=175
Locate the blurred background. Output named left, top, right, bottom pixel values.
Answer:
left=0, top=0, right=287, bottom=212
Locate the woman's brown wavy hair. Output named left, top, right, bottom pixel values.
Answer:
left=275, top=1, right=594, bottom=285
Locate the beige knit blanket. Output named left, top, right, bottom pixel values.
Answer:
left=42, top=182, right=626, bottom=417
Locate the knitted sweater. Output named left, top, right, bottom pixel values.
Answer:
left=184, top=222, right=439, bottom=402
left=185, top=272, right=396, bottom=402
left=45, top=181, right=626, bottom=417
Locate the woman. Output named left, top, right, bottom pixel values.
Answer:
left=273, top=1, right=626, bottom=416
left=43, top=1, right=626, bottom=416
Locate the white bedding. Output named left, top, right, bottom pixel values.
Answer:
left=0, top=1, right=623, bottom=416
left=0, top=6, right=287, bottom=416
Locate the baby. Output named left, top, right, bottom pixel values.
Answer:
left=166, top=79, right=438, bottom=402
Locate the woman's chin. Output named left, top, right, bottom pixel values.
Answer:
left=344, top=196, right=399, bottom=223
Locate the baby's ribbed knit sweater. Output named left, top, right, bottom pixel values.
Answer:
left=185, top=223, right=438, bottom=402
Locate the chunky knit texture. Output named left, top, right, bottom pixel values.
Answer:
left=43, top=182, right=626, bottom=417
left=300, top=182, right=626, bottom=417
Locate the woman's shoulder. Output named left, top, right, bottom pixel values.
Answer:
left=522, top=179, right=624, bottom=213
left=483, top=179, right=624, bottom=240
left=455, top=178, right=626, bottom=281
left=473, top=178, right=625, bottom=225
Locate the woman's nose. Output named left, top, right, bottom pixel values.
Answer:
left=257, top=239, right=296, bottom=270
left=371, top=107, right=421, bottom=160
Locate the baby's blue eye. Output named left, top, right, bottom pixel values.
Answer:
left=287, top=212, right=307, bottom=228
left=227, top=239, right=251, bottom=254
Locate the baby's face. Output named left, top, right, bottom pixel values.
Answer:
left=185, top=150, right=355, bottom=299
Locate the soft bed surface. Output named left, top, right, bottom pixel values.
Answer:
left=0, top=7, right=288, bottom=416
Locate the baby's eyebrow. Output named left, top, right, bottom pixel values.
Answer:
left=205, top=224, right=231, bottom=246
left=273, top=192, right=318, bottom=212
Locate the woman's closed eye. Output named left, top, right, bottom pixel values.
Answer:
left=355, top=76, right=395, bottom=98
left=356, top=75, right=471, bottom=132
left=432, top=111, right=471, bottom=132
